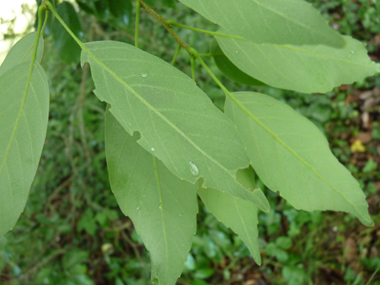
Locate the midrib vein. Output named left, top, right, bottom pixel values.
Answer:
left=84, top=46, right=239, bottom=181
left=153, top=156, right=169, bottom=281
left=233, top=96, right=360, bottom=212
left=0, top=71, right=33, bottom=178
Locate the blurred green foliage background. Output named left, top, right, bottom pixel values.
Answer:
left=0, top=0, right=379, bottom=284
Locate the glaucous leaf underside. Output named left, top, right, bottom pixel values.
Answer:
left=225, top=92, right=373, bottom=226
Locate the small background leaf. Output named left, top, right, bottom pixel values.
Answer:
left=109, top=0, right=133, bottom=26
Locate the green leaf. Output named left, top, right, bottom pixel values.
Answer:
left=236, top=166, right=256, bottom=191
left=145, top=0, right=176, bottom=8
left=211, top=40, right=264, bottom=86
left=179, top=0, right=344, bottom=47
left=52, top=2, right=82, bottom=64
left=0, top=32, right=43, bottom=76
left=217, top=35, right=378, bottom=94
left=219, top=34, right=377, bottom=94
left=105, top=111, right=198, bottom=285
left=0, top=39, right=50, bottom=239
left=225, top=92, right=373, bottom=226
left=76, top=0, right=96, bottom=15
left=81, top=41, right=269, bottom=210
left=275, top=237, right=292, bottom=250
left=93, top=0, right=109, bottom=20
left=109, top=0, right=133, bottom=25
left=198, top=187, right=261, bottom=265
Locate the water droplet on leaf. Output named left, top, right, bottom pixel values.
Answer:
left=159, top=205, right=162, bottom=210
left=141, top=73, right=148, bottom=78
left=189, top=162, right=199, bottom=176
left=151, top=147, right=155, bottom=151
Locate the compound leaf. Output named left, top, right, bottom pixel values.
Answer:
left=0, top=32, right=43, bottom=76
left=179, top=0, right=344, bottom=47
left=0, top=35, right=49, bottom=238
left=105, top=110, right=197, bottom=285
left=198, top=187, right=261, bottom=265
left=81, top=41, right=269, bottom=211
left=217, top=34, right=377, bottom=94
left=225, top=92, right=373, bottom=226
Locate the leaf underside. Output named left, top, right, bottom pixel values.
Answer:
left=105, top=110, right=198, bottom=285
left=81, top=41, right=269, bottom=211
left=211, top=40, right=265, bottom=86
left=179, top=0, right=344, bottom=47
left=0, top=32, right=43, bottom=77
left=225, top=92, right=372, bottom=226
left=0, top=43, right=49, bottom=239
left=198, top=187, right=262, bottom=265
left=217, top=34, right=377, bottom=94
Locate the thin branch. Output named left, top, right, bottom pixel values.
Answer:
left=137, top=0, right=191, bottom=54
left=171, top=43, right=181, bottom=65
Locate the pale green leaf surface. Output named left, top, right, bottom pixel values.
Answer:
left=179, top=0, right=344, bottom=47
left=217, top=35, right=377, bottom=94
left=105, top=111, right=197, bottom=285
left=0, top=61, right=50, bottom=238
left=236, top=166, right=256, bottom=192
left=81, top=41, right=269, bottom=211
left=211, top=40, right=264, bottom=86
left=225, top=92, right=373, bottom=226
left=0, top=32, right=43, bottom=76
left=198, top=187, right=261, bottom=264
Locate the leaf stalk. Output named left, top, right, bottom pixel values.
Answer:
left=171, top=44, right=181, bottom=66
left=190, top=55, right=196, bottom=82
left=41, top=9, right=49, bottom=35
left=45, top=1, right=85, bottom=50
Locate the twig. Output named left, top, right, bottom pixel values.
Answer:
left=120, top=230, right=143, bottom=261
left=43, top=175, right=75, bottom=215
left=137, top=0, right=191, bottom=54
